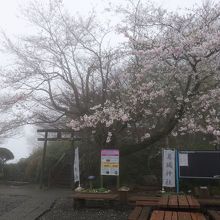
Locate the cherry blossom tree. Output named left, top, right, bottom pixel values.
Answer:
left=1, top=0, right=220, bottom=155
left=69, top=1, right=220, bottom=154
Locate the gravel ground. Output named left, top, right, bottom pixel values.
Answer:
left=0, top=194, right=29, bottom=216
left=39, top=197, right=130, bottom=220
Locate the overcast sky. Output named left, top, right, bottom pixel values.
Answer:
left=0, top=0, right=212, bottom=162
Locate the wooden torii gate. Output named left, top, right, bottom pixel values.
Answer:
left=37, top=129, right=81, bottom=189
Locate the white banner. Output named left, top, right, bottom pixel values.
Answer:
left=74, top=147, right=80, bottom=183
left=162, top=149, right=176, bottom=187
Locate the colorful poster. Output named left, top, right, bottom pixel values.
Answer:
left=101, top=149, right=119, bottom=176
left=162, top=149, right=176, bottom=187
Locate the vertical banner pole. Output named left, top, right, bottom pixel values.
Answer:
left=100, top=175, right=103, bottom=188
left=175, top=149, right=180, bottom=193
left=161, top=148, right=165, bottom=193
left=117, top=175, right=120, bottom=189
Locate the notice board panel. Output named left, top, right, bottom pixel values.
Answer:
left=179, top=151, right=220, bottom=179
left=101, top=149, right=119, bottom=176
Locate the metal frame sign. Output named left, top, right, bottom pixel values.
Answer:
left=178, top=150, right=220, bottom=179
left=162, top=149, right=176, bottom=187
left=101, top=149, right=119, bottom=176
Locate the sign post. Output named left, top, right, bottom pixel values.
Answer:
left=175, top=149, right=180, bottom=193
left=162, top=149, right=176, bottom=188
left=100, top=149, right=120, bottom=188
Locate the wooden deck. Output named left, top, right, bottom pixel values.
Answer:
left=158, top=195, right=200, bottom=210
left=128, top=206, right=151, bottom=220
left=128, top=196, right=159, bottom=207
left=150, top=210, right=206, bottom=220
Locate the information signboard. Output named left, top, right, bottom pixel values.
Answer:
left=101, top=149, right=119, bottom=176
left=179, top=151, right=220, bottom=179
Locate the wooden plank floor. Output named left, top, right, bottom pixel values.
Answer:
left=150, top=211, right=206, bottom=220
left=168, top=196, right=179, bottom=208
left=186, top=196, right=200, bottom=209
left=136, top=200, right=158, bottom=206
left=178, top=196, right=188, bottom=209
left=128, top=206, right=151, bottom=220
left=159, top=196, right=169, bottom=208
left=128, top=207, right=142, bottom=220
left=158, top=195, right=200, bottom=209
